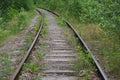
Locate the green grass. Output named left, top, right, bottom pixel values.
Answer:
left=21, top=50, right=45, bottom=79
left=40, top=15, right=48, bottom=38
left=37, top=51, right=45, bottom=59
left=0, top=11, right=40, bottom=80
left=19, top=14, right=45, bottom=79
left=23, top=62, right=39, bottom=73
left=58, top=19, right=78, bottom=48
left=34, top=16, right=41, bottom=32
left=56, top=17, right=66, bottom=26
left=68, top=19, right=120, bottom=79
left=41, top=27, right=47, bottom=38
left=34, top=73, right=42, bottom=80
left=56, top=17, right=95, bottom=79
left=19, top=30, right=35, bottom=55
left=0, top=10, right=35, bottom=44
left=44, top=15, right=48, bottom=26
left=20, top=13, right=42, bottom=54
left=0, top=52, right=11, bottom=80
left=72, top=46, right=94, bottom=80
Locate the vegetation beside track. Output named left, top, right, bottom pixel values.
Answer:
left=0, top=12, right=41, bottom=80
left=0, top=0, right=120, bottom=79
left=0, top=0, right=35, bottom=44
left=57, top=17, right=99, bottom=80
left=0, top=52, right=11, bottom=80
left=19, top=16, right=47, bottom=80
left=0, top=11, right=35, bottom=44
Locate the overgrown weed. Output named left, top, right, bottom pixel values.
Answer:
left=69, top=19, right=120, bottom=78
left=44, top=15, right=48, bottom=26
left=0, top=10, right=35, bottom=44
left=57, top=17, right=95, bottom=79
left=56, top=17, right=66, bottom=26
left=0, top=52, right=11, bottom=80
left=34, top=16, right=41, bottom=32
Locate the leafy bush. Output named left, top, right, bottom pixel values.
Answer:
left=2, top=7, right=18, bottom=20
left=0, top=0, right=34, bottom=20
left=38, top=0, right=120, bottom=33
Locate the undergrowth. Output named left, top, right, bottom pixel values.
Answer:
left=19, top=14, right=45, bottom=80
left=75, top=46, right=94, bottom=80
left=20, top=40, right=45, bottom=80
left=0, top=10, right=35, bottom=44
left=0, top=52, right=11, bottom=80
left=57, top=17, right=96, bottom=79
left=34, top=15, right=41, bottom=32
left=56, top=17, right=66, bottom=26
left=41, top=15, right=47, bottom=38
left=69, top=19, right=120, bottom=79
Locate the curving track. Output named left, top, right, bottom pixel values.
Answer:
left=11, top=9, right=44, bottom=80
left=11, top=8, right=108, bottom=80
left=41, top=8, right=108, bottom=80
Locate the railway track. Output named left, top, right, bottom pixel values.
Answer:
left=11, top=8, right=108, bottom=80
left=11, top=9, right=44, bottom=80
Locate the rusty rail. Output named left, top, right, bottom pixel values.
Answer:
left=11, top=9, right=44, bottom=80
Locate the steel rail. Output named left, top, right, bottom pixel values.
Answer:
left=40, top=8, right=108, bottom=80
left=11, top=9, right=44, bottom=80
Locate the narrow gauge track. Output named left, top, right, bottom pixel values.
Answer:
left=11, top=8, right=108, bottom=80
left=41, top=8, right=108, bottom=80
left=11, top=9, right=44, bottom=80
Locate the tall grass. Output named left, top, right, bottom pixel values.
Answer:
left=58, top=18, right=96, bottom=79
left=0, top=52, right=11, bottom=80
left=69, top=19, right=120, bottom=79
left=0, top=10, right=35, bottom=44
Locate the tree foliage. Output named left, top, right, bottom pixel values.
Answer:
left=38, top=0, right=120, bottom=34
left=0, top=0, right=34, bottom=20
